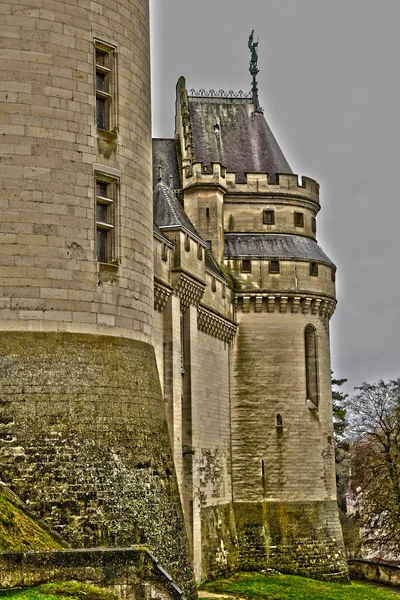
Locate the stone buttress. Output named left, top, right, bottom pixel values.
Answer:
left=0, top=3, right=196, bottom=597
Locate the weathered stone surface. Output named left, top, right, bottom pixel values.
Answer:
left=0, top=332, right=196, bottom=600
left=234, top=500, right=348, bottom=581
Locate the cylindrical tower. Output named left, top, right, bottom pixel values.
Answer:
left=0, top=1, right=195, bottom=595
left=224, top=173, right=348, bottom=580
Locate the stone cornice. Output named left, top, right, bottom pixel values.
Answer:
left=197, top=305, right=237, bottom=343
left=173, top=273, right=205, bottom=312
left=236, top=293, right=336, bottom=320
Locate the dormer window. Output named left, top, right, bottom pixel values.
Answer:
left=263, top=210, right=275, bottom=225
left=294, top=212, right=304, bottom=227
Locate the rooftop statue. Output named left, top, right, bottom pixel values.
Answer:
left=248, top=30, right=263, bottom=114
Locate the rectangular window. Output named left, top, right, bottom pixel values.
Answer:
left=312, top=216, right=317, bottom=233
left=331, top=267, right=336, bottom=282
left=269, top=259, right=280, bottom=273
left=197, top=244, right=203, bottom=260
left=310, top=262, right=319, bottom=276
left=185, top=234, right=190, bottom=252
left=95, top=44, right=114, bottom=131
left=205, top=240, right=212, bottom=250
left=263, top=210, right=275, bottom=225
left=206, top=207, right=210, bottom=218
left=95, top=175, right=117, bottom=263
left=241, top=259, right=251, bottom=273
left=294, top=212, right=304, bottom=227
left=162, top=244, right=168, bottom=262
left=212, top=277, right=217, bottom=292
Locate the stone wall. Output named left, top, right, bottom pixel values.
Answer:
left=234, top=501, right=347, bottom=581
left=0, top=547, right=188, bottom=600
left=348, top=559, right=400, bottom=588
left=0, top=332, right=196, bottom=600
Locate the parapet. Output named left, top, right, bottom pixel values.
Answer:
left=183, top=162, right=319, bottom=205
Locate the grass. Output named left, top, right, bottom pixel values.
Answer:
left=199, top=571, right=398, bottom=600
left=0, top=582, right=119, bottom=600
left=0, top=491, right=62, bottom=551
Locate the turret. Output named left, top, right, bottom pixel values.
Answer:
left=174, top=74, right=347, bottom=581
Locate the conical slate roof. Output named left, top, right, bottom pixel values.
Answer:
left=153, top=180, right=202, bottom=240
left=188, top=97, right=292, bottom=182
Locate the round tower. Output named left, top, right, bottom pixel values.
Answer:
left=224, top=172, right=348, bottom=580
left=0, top=2, right=195, bottom=595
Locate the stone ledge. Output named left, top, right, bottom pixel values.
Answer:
left=0, top=547, right=190, bottom=600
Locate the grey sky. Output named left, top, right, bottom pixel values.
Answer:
left=150, top=0, right=400, bottom=393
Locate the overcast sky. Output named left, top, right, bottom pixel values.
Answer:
left=150, top=0, right=400, bottom=393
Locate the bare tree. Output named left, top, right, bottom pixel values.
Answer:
left=346, top=379, right=400, bottom=558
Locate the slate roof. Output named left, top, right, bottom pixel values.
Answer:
left=224, top=233, right=334, bottom=266
left=153, top=181, right=203, bottom=242
left=153, top=221, right=173, bottom=245
left=205, top=251, right=227, bottom=281
left=152, top=139, right=180, bottom=189
left=188, top=97, right=292, bottom=182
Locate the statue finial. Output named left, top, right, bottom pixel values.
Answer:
left=248, top=30, right=263, bottom=115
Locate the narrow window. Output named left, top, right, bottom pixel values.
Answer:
left=276, top=414, right=283, bottom=428
left=222, top=283, right=226, bottom=298
left=241, top=259, right=251, bottom=273
left=205, top=240, right=212, bottom=250
left=269, top=259, right=280, bottom=274
left=331, top=268, right=336, bottom=282
left=263, top=210, right=275, bottom=225
left=212, top=277, right=217, bottom=292
left=305, top=325, right=318, bottom=406
left=162, top=244, right=168, bottom=262
left=95, top=176, right=116, bottom=263
left=294, top=212, right=304, bottom=227
left=310, top=262, right=319, bottom=276
left=312, top=216, right=317, bottom=233
left=261, top=459, right=266, bottom=493
left=197, top=244, right=203, bottom=260
left=95, top=44, right=114, bottom=130
left=185, top=234, right=190, bottom=252
left=206, top=207, right=210, bottom=218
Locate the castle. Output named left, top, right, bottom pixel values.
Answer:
left=0, top=0, right=347, bottom=596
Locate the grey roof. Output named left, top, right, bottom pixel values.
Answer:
left=188, top=97, right=292, bottom=182
left=153, top=181, right=202, bottom=241
left=205, top=251, right=227, bottom=281
left=153, top=222, right=173, bottom=245
left=224, top=233, right=335, bottom=266
left=152, top=139, right=180, bottom=189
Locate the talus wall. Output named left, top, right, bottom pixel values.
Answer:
left=0, top=332, right=196, bottom=600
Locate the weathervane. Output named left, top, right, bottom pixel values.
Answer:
left=248, top=30, right=263, bottom=114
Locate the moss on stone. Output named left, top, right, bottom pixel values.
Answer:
left=0, top=489, right=63, bottom=551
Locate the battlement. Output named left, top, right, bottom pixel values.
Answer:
left=183, top=162, right=319, bottom=204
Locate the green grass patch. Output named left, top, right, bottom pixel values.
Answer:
left=0, top=581, right=119, bottom=600
left=0, top=491, right=62, bottom=551
left=200, top=571, right=398, bottom=599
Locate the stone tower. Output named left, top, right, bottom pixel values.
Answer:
left=0, top=1, right=195, bottom=596
left=168, top=78, right=348, bottom=580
